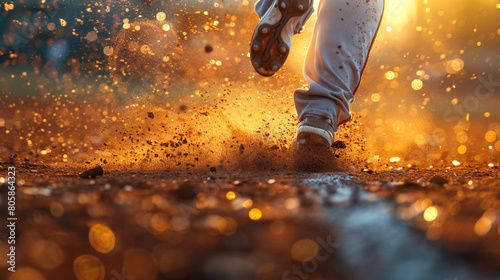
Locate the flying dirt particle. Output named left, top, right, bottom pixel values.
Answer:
left=239, top=144, right=244, bottom=154
left=332, top=141, right=347, bottom=149
left=80, top=166, right=104, bottom=179
left=179, top=105, right=187, bottom=112
left=210, top=167, right=217, bottom=172
left=147, top=112, right=154, bottom=118
left=204, top=44, right=213, bottom=53
left=430, top=175, right=449, bottom=186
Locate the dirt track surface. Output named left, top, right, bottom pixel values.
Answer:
left=2, top=163, right=500, bottom=280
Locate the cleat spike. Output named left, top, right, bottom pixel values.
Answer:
left=279, top=46, right=287, bottom=54
left=261, top=27, right=270, bottom=34
left=272, top=64, right=280, bottom=71
left=253, top=61, right=259, bottom=68
left=280, top=2, right=287, bottom=9
left=297, top=4, right=304, bottom=10
left=252, top=43, right=261, bottom=51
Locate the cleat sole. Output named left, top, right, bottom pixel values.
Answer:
left=250, top=0, right=311, bottom=76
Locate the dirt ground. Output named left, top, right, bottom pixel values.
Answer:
left=1, top=1, right=499, bottom=279
left=2, top=162, right=500, bottom=280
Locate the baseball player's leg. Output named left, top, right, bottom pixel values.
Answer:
left=294, top=0, right=384, bottom=148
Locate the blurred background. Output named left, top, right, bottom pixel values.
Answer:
left=0, top=0, right=499, bottom=169
left=1, top=1, right=500, bottom=280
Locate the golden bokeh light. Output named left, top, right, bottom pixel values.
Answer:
left=423, top=206, right=438, bottom=222
left=103, top=46, right=113, bottom=56
left=49, top=202, right=65, bottom=217
left=385, top=71, right=396, bottom=80
left=218, top=217, right=238, bottom=236
left=411, top=79, right=423, bottom=90
left=89, top=224, right=116, bottom=254
left=290, top=239, right=319, bottom=262
left=249, top=208, right=262, bottom=220
left=457, top=145, right=467, bottom=154
left=242, top=199, right=253, bottom=208
left=156, top=12, right=166, bottom=21
left=475, top=217, right=492, bottom=236
left=371, top=93, right=381, bottom=102
left=226, top=191, right=236, bottom=200
left=151, top=213, right=170, bottom=232
left=73, top=255, right=105, bottom=280
left=445, top=59, right=464, bottom=74
left=284, top=198, right=300, bottom=210
left=456, top=132, right=468, bottom=144
left=485, top=131, right=497, bottom=142
left=10, top=267, right=47, bottom=280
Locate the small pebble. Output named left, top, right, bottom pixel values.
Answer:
left=80, top=166, right=104, bottom=179
left=430, top=175, right=449, bottom=185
